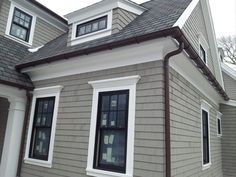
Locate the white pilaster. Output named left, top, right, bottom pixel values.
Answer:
left=0, top=96, right=26, bottom=177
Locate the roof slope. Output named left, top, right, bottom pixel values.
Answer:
left=0, top=36, right=33, bottom=89
left=17, top=0, right=193, bottom=68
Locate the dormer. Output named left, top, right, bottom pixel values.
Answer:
left=65, top=0, right=146, bottom=46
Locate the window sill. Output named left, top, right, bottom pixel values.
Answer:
left=24, top=158, right=52, bottom=168
left=202, top=163, right=211, bottom=171
left=86, top=168, right=132, bottom=177
left=4, top=34, right=32, bottom=47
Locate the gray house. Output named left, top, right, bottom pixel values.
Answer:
left=0, top=0, right=234, bottom=177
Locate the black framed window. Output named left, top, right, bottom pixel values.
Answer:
left=217, top=117, right=222, bottom=135
left=10, top=8, right=32, bottom=42
left=200, top=45, right=207, bottom=63
left=29, top=97, right=55, bottom=161
left=94, top=90, right=129, bottom=173
left=76, top=16, right=107, bottom=37
left=202, top=110, right=210, bottom=165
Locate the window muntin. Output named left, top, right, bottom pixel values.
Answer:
left=94, top=90, right=129, bottom=173
left=29, top=97, right=55, bottom=161
left=200, top=45, right=207, bottom=63
left=76, top=16, right=107, bottom=37
left=10, top=8, right=32, bottom=42
left=202, top=109, right=210, bottom=165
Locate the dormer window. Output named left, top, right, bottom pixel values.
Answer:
left=10, top=8, right=32, bottom=42
left=5, top=2, right=36, bottom=46
left=76, top=16, right=108, bottom=37
left=198, top=33, right=209, bottom=65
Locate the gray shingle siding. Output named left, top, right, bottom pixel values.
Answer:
left=0, top=97, right=9, bottom=164
left=182, top=2, right=216, bottom=78
left=21, top=61, right=165, bottom=177
left=0, top=0, right=10, bottom=36
left=222, top=72, right=236, bottom=100
left=112, top=8, right=137, bottom=34
left=220, top=104, right=236, bottom=177
left=170, top=68, right=223, bottom=177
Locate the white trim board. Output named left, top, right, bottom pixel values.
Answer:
left=86, top=75, right=140, bottom=177
left=173, top=0, right=199, bottom=28
left=24, top=86, right=63, bottom=168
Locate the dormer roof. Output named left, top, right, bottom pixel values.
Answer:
left=65, top=0, right=147, bottom=24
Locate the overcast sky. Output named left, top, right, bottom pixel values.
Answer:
left=36, top=0, right=236, bottom=38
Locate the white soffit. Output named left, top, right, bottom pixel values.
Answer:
left=221, top=62, right=236, bottom=81
left=65, top=0, right=147, bottom=24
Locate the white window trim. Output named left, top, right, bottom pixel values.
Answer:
left=198, top=33, right=209, bottom=66
left=5, top=1, right=37, bottom=47
left=24, top=86, right=63, bottom=168
left=217, top=112, right=222, bottom=137
left=201, top=99, right=212, bottom=170
left=86, top=75, right=141, bottom=177
left=71, top=10, right=113, bottom=46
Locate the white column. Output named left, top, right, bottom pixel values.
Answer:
left=0, top=97, right=26, bottom=177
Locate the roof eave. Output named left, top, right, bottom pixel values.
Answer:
left=16, top=26, right=229, bottom=101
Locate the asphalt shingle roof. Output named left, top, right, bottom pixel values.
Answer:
left=18, top=0, right=192, bottom=67
left=0, top=36, right=33, bottom=89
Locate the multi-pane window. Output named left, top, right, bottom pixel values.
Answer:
left=76, top=16, right=107, bottom=37
left=94, top=90, right=129, bottom=173
left=200, top=45, right=207, bottom=63
left=202, top=110, right=210, bottom=165
left=10, top=8, right=32, bottom=42
left=29, top=97, right=55, bottom=161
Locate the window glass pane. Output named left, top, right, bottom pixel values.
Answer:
left=10, top=24, right=27, bottom=40
left=117, top=111, right=126, bottom=128
left=101, top=112, right=109, bottom=127
left=15, top=10, right=21, bottom=17
left=92, top=22, right=99, bottom=31
left=118, top=94, right=128, bottom=110
left=86, top=24, right=92, bottom=33
left=109, top=112, right=117, bottom=127
left=110, top=95, right=118, bottom=111
left=99, top=130, right=126, bottom=167
left=24, top=22, right=30, bottom=28
left=25, top=16, right=31, bottom=22
left=99, top=19, right=106, bottom=29
left=101, top=96, right=109, bottom=111
left=37, top=101, right=43, bottom=113
left=13, top=16, right=19, bottom=23
left=20, top=13, right=25, bottom=20
left=218, top=118, right=221, bottom=134
left=202, top=110, right=209, bottom=164
left=79, top=26, right=85, bottom=36
left=33, top=128, right=51, bottom=158
left=200, top=45, right=206, bottom=63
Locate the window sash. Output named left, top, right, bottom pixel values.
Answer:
left=217, top=118, right=221, bottom=135
left=10, top=8, right=32, bottom=42
left=94, top=90, right=129, bottom=173
left=202, top=110, right=210, bottom=164
left=29, top=97, right=55, bottom=161
left=76, top=16, right=108, bottom=37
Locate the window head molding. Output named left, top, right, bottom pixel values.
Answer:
left=87, top=75, right=140, bottom=177
left=24, top=85, right=63, bottom=168
left=200, top=99, right=212, bottom=170
left=217, top=112, right=222, bottom=137
left=5, top=1, right=37, bottom=46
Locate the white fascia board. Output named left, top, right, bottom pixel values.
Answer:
left=65, top=0, right=146, bottom=24
left=21, top=37, right=170, bottom=81
left=221, top=62, right=236, bottom=81
left=11, top=0, right=67, bottom=32
left=200, top=0, right=224, bottom=89
left=173, top=0, right=200, bottom=28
